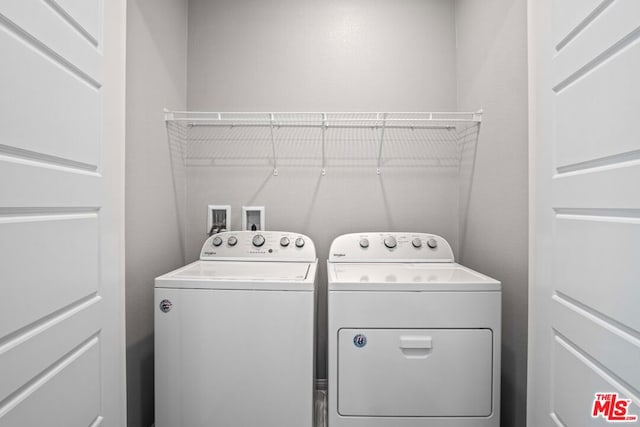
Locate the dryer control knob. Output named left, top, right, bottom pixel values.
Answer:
left=384, top=236, right=397, bottom=249
left=227, top=236, right=238, bottom=246
left=359, top=238, right=369, bottom=248
left=212, top=236, right=223, bottom=247
left=295, top=237, right=305, bottom=248
left=252, top=234, right=266, bottom=247
left=427, top=238, right=438, bottom=249
left=412, top=238, right=422, bottom=248
left=280, top=237, right=290, bottom=247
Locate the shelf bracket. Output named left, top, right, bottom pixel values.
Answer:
left=376, top=113, right=387, bottom=175
left=269, top=113, right=278, bottom=176
left=321, top=113, right=327, bottom=176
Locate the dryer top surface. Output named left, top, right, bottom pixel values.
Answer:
left=328, top=262, right=500, bottom=291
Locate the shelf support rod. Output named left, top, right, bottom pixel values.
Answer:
left=321, top=113, right=327, bottom=176
left=269, top=113, right=278, bottom=176
left=376, top=113, right=387, bottom=175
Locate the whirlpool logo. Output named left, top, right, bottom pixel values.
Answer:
left=159, top=299, right=172, bottom=313
left=333, top=253, right=346, bottom=257
left=353, top=334, right=367, bottom=348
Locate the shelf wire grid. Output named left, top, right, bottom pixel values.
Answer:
left=166, top=111, right=481, bottom=171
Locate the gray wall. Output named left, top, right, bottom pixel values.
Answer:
left=455, top=1, right=529, bottom=426
left=186, top=0, right=459, bottom=380
left=125, top=0, right=188, bottom=426
left=188, top=0, right=457, bottom=112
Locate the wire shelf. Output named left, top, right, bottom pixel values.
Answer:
left=164, top=110, right=482, bottom=263
left=165, top=110, right=482, bottom=176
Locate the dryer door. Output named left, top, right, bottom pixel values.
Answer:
left=338, top=328, right=493, bottom=417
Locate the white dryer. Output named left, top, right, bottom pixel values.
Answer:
left=155, top=231, right=317, bottom=427
left=327, top=232, right=501, bottom=427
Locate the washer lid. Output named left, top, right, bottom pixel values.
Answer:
left=156, top=260, right=316, bottom=291
left=328, top=263, right=500, bottom=291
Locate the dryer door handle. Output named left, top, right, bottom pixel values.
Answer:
left=399, top=336, right=432, bottom=358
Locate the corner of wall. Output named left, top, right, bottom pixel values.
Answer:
left=453, top=1, right=529, bottom=426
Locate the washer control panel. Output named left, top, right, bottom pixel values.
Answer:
left=201, top=231, right=316, bottom=261
left=329, top=232, right=454, bottom=263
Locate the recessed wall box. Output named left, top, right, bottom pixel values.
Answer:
left=207, top=205, right=231, bottom=235
left=242, top=206, right=265, bottom=231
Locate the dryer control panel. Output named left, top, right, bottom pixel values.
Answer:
left=329, top=232, right=454, bottom=263
left=201, top=231, right=316, bottom=262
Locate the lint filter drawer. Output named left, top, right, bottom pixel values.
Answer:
left=338, top=328, right=493, bottom=417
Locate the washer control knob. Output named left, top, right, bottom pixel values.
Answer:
left=384, top=236, right=397, bottom=249
left=252, top=234, right=266, bottom=247
left=227, top=236, right=238, bottom=246
left=295, top=237, right=305, bottom=248
left=280, top=237, right=290, bottom=247
left=427, top=238, right=438, bottom=249
left=212, top=236, right=223, bottom=247
left=359, top=238, right=370, bottom=248
left=412, top=238, right=422, bottom=248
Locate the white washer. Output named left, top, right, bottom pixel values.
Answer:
left=155, top=231, right=317, bottom=427
left=327, top=232, right=501, bottom=427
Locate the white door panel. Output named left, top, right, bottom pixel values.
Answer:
left=552, top=0, right=640, bottom=88
left=0, top=8, right=101, bottom=167
left=553, top=336, right=640, bottom=427
left=554, top=216, right=640, bottom=331
left=0, top=0, right=125, bottom=426
left=0, top=0, right=102, bottom=79
left=555, top=39, right=640, bottom=168
left=45, top=0, right=103, bottom=47
left=552, top=296, right=640, bottom=394
left=553, top=165, right=640, bottom=207
left=529, top=0, right=640, bottom=426
left=0, top=213, right=99, bottom=338
left=0, top=339, right=101, bottom=427
left=0, top=298, right=100, bottom=404
left=0, top=159, right=100, bottom=207
left=551, top=0, right=607, bottom=48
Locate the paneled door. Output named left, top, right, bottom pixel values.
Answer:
left=529, top=0, right=640, bottom=426
left=0, top=1, right=126, bottom=426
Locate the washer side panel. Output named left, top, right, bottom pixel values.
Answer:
left=155, top=287, right=315, bottom=427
